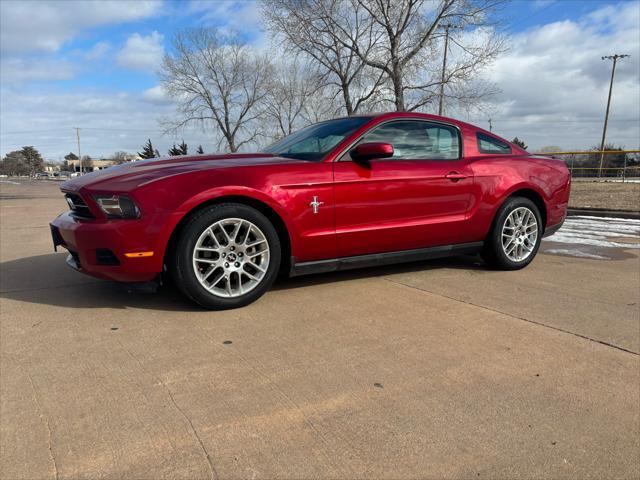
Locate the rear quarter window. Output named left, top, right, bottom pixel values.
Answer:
left=477, top=132, right=512, bottom=154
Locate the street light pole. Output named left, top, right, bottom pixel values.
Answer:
left=598, top=54, right=629, bottom=179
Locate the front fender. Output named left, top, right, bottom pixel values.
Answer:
left=153, top=185, right=296, bottom=268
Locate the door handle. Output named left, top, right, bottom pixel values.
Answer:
left=445, top=171, right=467, bottom=181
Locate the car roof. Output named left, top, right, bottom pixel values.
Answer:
left=336, top=111, right=477, bottom=130
left=337, top=111, right=526, bottom=155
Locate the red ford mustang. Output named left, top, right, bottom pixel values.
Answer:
left=50, top=112, right=570, bottom=309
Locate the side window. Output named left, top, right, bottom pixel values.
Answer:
left=354, top=121, right=460, bottom=160
left=477, top=132, right=512, bottom=154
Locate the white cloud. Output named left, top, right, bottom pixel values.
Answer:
left=186, top=0, right=271, bottom=51
left=0, top=57, right=77, bottom=83
left=117, top=32, right=165, bottom=71
left=0, top=1, right=161, bottom=55
left=188, top=0, right=262, bottom=29
left=84, top=42, right=111, bottom=61
left=143, top=85, right=171, bottom=104
left=469, top=1, right=640, bottom=150
left=0, top=87, right=214, bottom=160
left=531, top=0, right=556, bottom=11
left=0, top=41, right=111, bottom=85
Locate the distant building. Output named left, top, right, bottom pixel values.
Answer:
left=66, top=159, right=115, bottom=172
left=44, top=163, right=60, bottom=173
left=66, top=155, right=142, bottom=172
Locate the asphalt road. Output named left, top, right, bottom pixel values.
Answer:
left=1, top=180, right=639, bottom=479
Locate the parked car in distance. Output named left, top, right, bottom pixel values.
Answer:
left=35, top=172, right=50, bottom=179
left=50, top=112, right=570, bottom=309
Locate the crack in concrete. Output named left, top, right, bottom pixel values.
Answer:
left=161, top=380, right=219, bottom=480
left=26, top=370, right=59, bottom=480
left=119, top=343, right=218, bottom=480
left=384, top=278, right=639, bottom=356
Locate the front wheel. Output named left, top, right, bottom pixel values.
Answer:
left=171, top=203, right=281, bottom=309
left=482, top=197, right=542, bottom=270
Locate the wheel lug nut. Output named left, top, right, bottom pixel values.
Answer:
left=238, top=252, right=243, bottom=257
left=235, top=262, right=240, bottom=267
left=222, top=253, right=226, bottom=258
left=224, top=262, right=229, bottom=268
left=230, top=246, right=235, bottom=251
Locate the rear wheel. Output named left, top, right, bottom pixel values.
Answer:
left=171, top=203, right=281, bottom=309
left=482, top=197, right=542, bottom=270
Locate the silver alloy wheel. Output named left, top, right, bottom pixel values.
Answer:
left=501, top=206, right=538, bottom=262
left=192, top=218, right=270, bottom=298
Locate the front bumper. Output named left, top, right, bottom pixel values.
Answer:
left=50, top=211, right=161, bottom=282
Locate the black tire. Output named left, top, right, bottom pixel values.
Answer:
left=482, top=197, right=543, bottom=270
left=170, top=203, right=281, bottom=310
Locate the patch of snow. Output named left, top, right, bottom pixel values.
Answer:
left=0, top=180, right=21, bottom=185
left=544, top=216, right=640, bottom=250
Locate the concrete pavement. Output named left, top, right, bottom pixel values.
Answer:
left=1, top=181, right=638, bottom=479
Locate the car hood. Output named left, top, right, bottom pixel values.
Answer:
left=61, top=153, right=303, bottom=192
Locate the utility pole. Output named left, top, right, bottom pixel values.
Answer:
left=438, top=24, right=460, bottom=116
left=598, top=54, right=629, bottom=178
left=488, top=118, right=493, bottom=132
left=75, top=127, right=82, bottom=174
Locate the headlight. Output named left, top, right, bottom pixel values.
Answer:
left=94, top=195, right=140, bottom=219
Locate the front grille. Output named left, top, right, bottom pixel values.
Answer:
left=96, top=248, right=120, bottom=266
left=65, top=193, right=95, bottom=219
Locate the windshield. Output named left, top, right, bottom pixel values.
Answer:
left=263, top=117, right=372, bottom=161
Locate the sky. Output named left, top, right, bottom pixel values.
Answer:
left=1, top=0, right=639, bottom=160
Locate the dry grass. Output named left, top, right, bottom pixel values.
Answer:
left=569, top=181, right=640, bottom=211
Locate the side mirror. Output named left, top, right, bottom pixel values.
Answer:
left=350, top=142, right=394, bottom=163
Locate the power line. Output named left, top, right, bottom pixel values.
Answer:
left=82, top=127, right=169, bottom=133
left=0, top=126, right=214, bottom=136
left=1, top=127, right=168, bottom=135
left=505, top=0, right=558, bottom=33
left=1, top=129, right=71, bottom=135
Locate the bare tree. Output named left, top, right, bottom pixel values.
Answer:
left=300, top=86, right=345, bottom=124
left=264, top=0, right=504, bottom=113
left=262, top=0, right=386, bottom=115
left=263, top=59, right=341, bottom=140
left=110, top=151, right=129, bottom=164
left=263, top=59, right=317, bottom=139
left=355, top=0, right=505, bottom=111
left=160, top=29, right=274, bottom=152
left=80, top=155, right=93, bottom=172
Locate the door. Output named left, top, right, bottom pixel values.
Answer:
left=333, top=120, right=474, bottom=258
